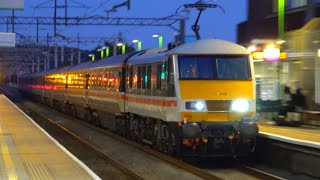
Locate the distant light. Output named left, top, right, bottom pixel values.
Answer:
left=263, top=44, right=280, bottom=61
left=132, top=39, right=139, bottom=43
left=102, top=46, right=109, bottom=49
left=276, top=40, right=285, bottom=45
left=318, top=49, right=320, bottom=57
left=252, top=52, right=264, bottom=60
left=97, top=48, right=102, bottom=51
left=117, top=42, right=123, bottom=46
left=88, top=54, right=95, bottom=57
left=247, top=45, right=256, bottom=53
left=152, top=34, right=159, bottom=38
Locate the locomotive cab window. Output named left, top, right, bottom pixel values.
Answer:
left=178, top=55, right=251, bottom=80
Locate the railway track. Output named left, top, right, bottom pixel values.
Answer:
left=2, top=87, right=284, bottom=180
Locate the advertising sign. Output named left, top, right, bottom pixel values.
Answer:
left=0, top=0, right=24, bottom=10
left=0, top=32, right=16, bottom=47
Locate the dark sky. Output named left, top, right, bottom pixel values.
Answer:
left=0, top=0, right=247, bottom=50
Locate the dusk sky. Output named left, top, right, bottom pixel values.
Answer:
left=0, top=0, right=247, bottom=50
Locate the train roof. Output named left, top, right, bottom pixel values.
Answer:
left=168, top=39, right=249, bottom=55
left=89, top=53, right=132, bottom=69
left=128, top=39, right=249, bottom=65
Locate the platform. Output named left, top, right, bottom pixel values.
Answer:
left=258, top=122, right=320, bottom=149
left=0, top=95, right=100, bottom=180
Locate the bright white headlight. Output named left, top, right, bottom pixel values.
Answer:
left=231, top=99, right=249, bottom=112
left=186, top=100, right=206, bottom=111
left=195, top=101, right=205, bottom=110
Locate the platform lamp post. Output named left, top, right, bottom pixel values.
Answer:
left=88, top=54, right=95, bottom=61
left=132, top=39, right=142, bottom=51
left=152, top=34, right=163, bottom=48
left=278, top=0, right=285, bottom=39
left=97, top=48, right=103, bottom=59
left=102, top=46, right=110, bottom=57
left=117, top=42, right=126, bottom=55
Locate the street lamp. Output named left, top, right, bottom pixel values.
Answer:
left=88, top=54, right=95, bottom=61
left=152, top=34, right=163, bottom=48
left=132, top=39, right=142, bottom=51
left=102, top=46, right=110, bottom=57
left=97, top=48, right=103, bottom=59
left=117, top=42, right=126, bottom=55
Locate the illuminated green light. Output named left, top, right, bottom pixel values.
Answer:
left=122, top=45, right=126, bottom=55
left=278, top=0, right=285, bottom=39
left=106, top=48, right=109, bottom=57
left=138, top=41, right=142, bottom=51
left=145, top=75, right=148, bottom=83
left=101, top=50, right=104, bottom=59
left=161, top=72, right=165, bottom=80
left=92, top=56, right=95, bottom=61
left=159, top=36, right=163, bottom=48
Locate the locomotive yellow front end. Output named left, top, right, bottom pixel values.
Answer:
left=172, top=40, right=258, bottom=157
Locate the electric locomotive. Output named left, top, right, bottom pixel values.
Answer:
left=19, top=39, right=258, bottom=157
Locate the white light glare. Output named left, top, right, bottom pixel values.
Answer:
left=117, top=42, right=123, bottom=46
left=152, top=34, right=159, bottom=38
left=132, top=40, right=139, bottom=43
left=195, top=101, right=205, bottom=111
left=247, top=45, right=256, bottom=53
left=231, top=99, right=249, bottom=112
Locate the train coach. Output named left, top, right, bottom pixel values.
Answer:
left=19, top=39, right=258, bottom=157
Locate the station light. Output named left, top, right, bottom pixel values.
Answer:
left=276, top=40, right=285, bottom=45
left=102, top=46, right=110, bottom=57
left=97, top=48, right=104, bottom=59
left=116, top=42, right=126, bottom=55
left=152, top=34, right=163, bottom=48
left=132, top=39, right=142, bottom=51
left=88, top=54, right=95, bottom=61
left=263, top=44, right=280, bottom=61
left=247, top=45, right=256, bottom=53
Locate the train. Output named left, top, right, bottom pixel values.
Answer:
left=18, top=39, right=258, bottom=157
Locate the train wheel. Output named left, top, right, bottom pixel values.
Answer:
left=92, top=111, right=101, bottom=127
left=165, top=127, right=176, bottom=156
left=83, top=108, right=92, bottom=123
left=70, top=105, right=77, bottom=118
left=129, top=114, right=139, bottom=141
left=152, top=122, right=159, bottom=150
left=115, top=116, right=122, bottom=134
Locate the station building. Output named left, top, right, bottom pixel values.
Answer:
left=237, top=0, right=320, bottom=111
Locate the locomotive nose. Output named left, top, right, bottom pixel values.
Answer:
left=182, top=123, right=201, bottom=138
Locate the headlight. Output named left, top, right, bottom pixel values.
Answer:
left=231, top=99, right=249, bottom=112
left=186, top=101, right=206, bottom=111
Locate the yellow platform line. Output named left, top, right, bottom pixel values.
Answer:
left=259, top=125, right=320, bottom=137
left=0, top=124, right=17, bottom=180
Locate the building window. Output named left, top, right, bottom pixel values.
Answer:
left=287, top=0, right=307, bottom=9
left=273, top=0, right=307, bottom=12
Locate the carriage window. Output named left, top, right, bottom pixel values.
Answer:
left=156, top=64, right=162, bottom=90
left=178, top=55, right=251, bottom=80
left=129, top=66, right=133, bottom=89
left=147, top=65, right=152, bottom=90
left=137, top=66, right=142, bottom=89
left=141, top=66, right=146, bottom=89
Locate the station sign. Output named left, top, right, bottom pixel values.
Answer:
left=0, top=32, right=16, bottom=47
left=0, top=0, right=24, bottom=10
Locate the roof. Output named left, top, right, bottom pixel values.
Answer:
left=168, top=39, right=249, bottom=55
left=128, top=39, right=249, bottom=65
